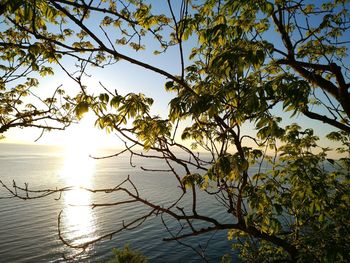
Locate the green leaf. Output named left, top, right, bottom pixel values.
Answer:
left=75, top=102, right=89, bottom=118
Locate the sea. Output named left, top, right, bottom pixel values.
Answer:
left=0, top=143, right=236, bottom=263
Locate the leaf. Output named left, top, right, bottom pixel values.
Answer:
left=75, top=102, right=89, bottom=118
left=165, top=81, right=174, bottom=91
left=274, top=204, right=283, bottom=215
left=327, top=158, right=335, bottom=165
left=99, top=93, right=110, bottom=103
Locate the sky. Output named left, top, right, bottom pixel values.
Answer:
left=0, top=0, right=202, bottom=149
left=0, top=0, right=347, bottom=157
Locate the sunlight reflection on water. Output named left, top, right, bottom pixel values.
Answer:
left=0, top=144, right=235, bottom=262
left=60, top=144, right=97, bottom=249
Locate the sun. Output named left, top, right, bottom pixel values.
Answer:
left=62, top=112, right=100, bottom=157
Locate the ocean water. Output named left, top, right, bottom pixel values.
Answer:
left=0, top=143, right=236, bottom=262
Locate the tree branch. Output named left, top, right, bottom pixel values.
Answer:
left=302, top=108, right=350, bottom=133
left=48, top=0, right=197, bottom=96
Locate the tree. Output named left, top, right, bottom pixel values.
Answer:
left=103, top=244, right=148, bottom=263
left=0, top=0, right=349, bottom=262
left=0, top=0, right=74, bottom=138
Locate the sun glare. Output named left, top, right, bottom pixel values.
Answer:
left=63, top=112, right=100, bottom=157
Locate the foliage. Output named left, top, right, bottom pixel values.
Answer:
left=0, top=0, right=350, bottom=262
left=233, top=124, right=350, bottom=262
left=102, top=244, right=148, bottom=263
left=0, top=0, right=74, bottom=136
